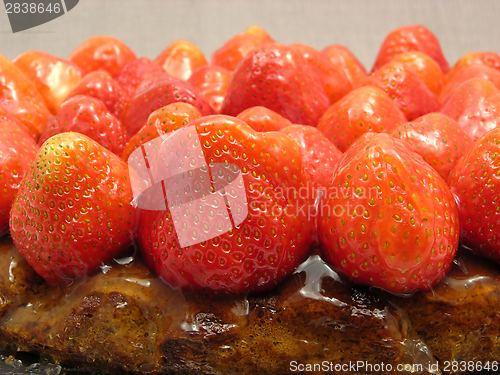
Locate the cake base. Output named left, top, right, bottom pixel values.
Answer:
left=0, top=237, right=499, bottom=374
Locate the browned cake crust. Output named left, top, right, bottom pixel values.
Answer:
left=0, top=237, right=499, bottom=375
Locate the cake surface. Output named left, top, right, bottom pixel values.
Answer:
left=1, top=237, right=499, bottom=375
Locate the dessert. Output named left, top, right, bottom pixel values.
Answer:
left=1, top=24, right=500, bottom=375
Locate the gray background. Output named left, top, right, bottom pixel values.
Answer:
left=0, top=0, right=500, bottom=73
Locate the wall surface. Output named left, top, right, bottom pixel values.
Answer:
left=0, top=0, right=499, bottom=71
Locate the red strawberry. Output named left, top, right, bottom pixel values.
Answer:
left=448, top=127, right=500, bottom=263
left=68, top=36, right=137, bottom=77
left=38, top=95, right=128, bottom=156
left=0, top=105, right=37, bottom=142
left=13, top=51, right=83, bottom=115
left=372, top=25, right=449, bottom=73
left=280, top=124, right=343, bottom=189
left=291, top=43, right=352, bottom=105
left=10, top=132, right=136, bottom=285
left=318, top=133, right=460, bottom=294
left=391, top=113, right=473, bottom=179
left=446, top=51, right=500, bottom=81
left=154, top=40, right=208, bottom=81
left=0, top=54, right=52, bottom=139
left=221, top=43, right=330, bottom=126
left=135, top=115, right=315, bottom=294
left=440, top=78, right=500, bottom=141
left=212, top=26, right=274, bottom=72
left=438, top=64, right=500, bottom=105
left=390, top=51, right=444, bottom=96
left=321, top=44, right=367, bottom=88
left=236, top=106, right=292, bottom=132
left=188, top=64, right=231, bottom=113
left=317, top=86, right=406, bottom=152
left=115, top=57, right=164, bottom=96
left=66, top=71, right=130, bottom=122
left=122, top=102, right=202, bottom=161
left=123, top=73, right=214, bottom=136
left=363, top=60, right=439, bottom=121
left=0, top=118, right=38, bottom=235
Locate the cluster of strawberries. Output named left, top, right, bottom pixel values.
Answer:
left=1, top=25, right=499, bottom=295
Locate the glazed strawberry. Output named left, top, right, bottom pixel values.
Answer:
left=363, top=60, right=439, bottom=121
left=0, top=54, right=51, bottom=138
left=321, top=44, right=367, bottom=88
left=68, top=36, right=137, bottom=77
left=154, top=40, right=208, bottom=81
left=438, top=64, right=500, bottom=105
left=115, top=57, right=163, bottom=96
left=317, top=86, right=406, bottom=152
left=0, top=105, right=36, bottom=142
left=13, top=51, right=83, bottom=115
left=440, top=78, right=500, bottom=141
left=135, top=115, right=315, bottom=294
left=123, top=73, right=214, bottom=136
left=390, top=51, right=444, bottom=96
left=188, top=65, right=231, bottom=113
left=10, top=132, right=136, bottom=285
left=212, top=26, right=274, bottom=71
left=446, top=51, right=500, bottom=81
left=39, top=95, right=128, bottom=156
left=0, top=118, right=38, bottom=235
left=122, top=102, right=202, bottom=161
left=391, top=113, right=473, bottom=179
left=280, top=124, right=343, bottom=189
left=291, top=43, right=352, bottom=105
left=448, top=127, right=500, bottom=263
left=221, top=43, right=330, bottom=126
left=318, top=133, right=459, bottom=294
left=236, top=106, right=292, bottom=132
left=372, top=25, right=449, bottom=73
left=66, top=71, right=130, bottom=122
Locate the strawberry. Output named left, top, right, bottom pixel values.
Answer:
left=0, top=117, right=38, bottom=235
left=318, top=133, right=460, bottom=294
left=440, top=78, right=500, bottom=141
left=371, top=25, right=449, bottom=73
left=13, top=51, right=84, bottom=115
left=390, top=51, right=444, bottom=96
left=0, top=105, right=37, bottom=142
left=363, top=60, right=439, bottom=121
left=135, top=115, right=315, bottom=294
left=188, top=64, right=231, bottom=113
left=448, top=127, right=500, bottom=263
left=391, top=113, right=473, bottom=179
left=122, top=102, right=202, bottom=161
left=68, top=36, right=137, bottom=77
left=236, top=106, right=292, bottom=132
left=321, top=44, right=367, bottom=88
left=438, top=64, right=500, bottom=105
left=212, top=26, right=274, bottom=72
left=221, top=43, right=330, bottom=126
left=291, top=43, right=352, bottom=105
left=446, top=51, right=500, bottom=81
left=154, top=40, right=208, bottom=81
left=0, top=54, right=51, bottom=139
left=115, top=57, right=164, bottom=96
left=38, top=95, right=129, bottom=156
left=123, top=73, right=214, bottom=136
left=10, top=132, right=136, bottom=285
left=317, top=86, right=406, bottom=152
left=66, top=71, right=130, bottom=122
left=280, top=124, right=343, bottom=189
